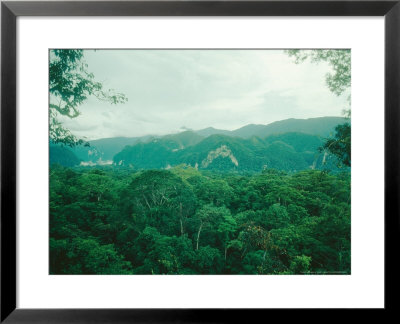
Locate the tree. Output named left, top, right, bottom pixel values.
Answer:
left=194, top=246, right=224, bottom=274
left=289, top=255, right=312, bottom=274
left=190, top=177, right=234, bottom=207
left=285, top=49, right=351, bottom=98
left=194, top=204, right=231, bottom=251
left=321, top=122, right=351, bottom=167
left=49, top=49, right=127, bottom=146
left=285, top=49, right=351, bottom=166
left=264, top=203, right=290, bottom=230
left=123, top=170, right=196, bottom=236
left=50, top=237, right=132, bottom=274
left=217, top=213, right=237, bottom=262
left=133, top=227, right=196, bottom=274
left=237, top=225, right=274, bottom=274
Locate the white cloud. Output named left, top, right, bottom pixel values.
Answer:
left=62, top=49, right=349, bottom=140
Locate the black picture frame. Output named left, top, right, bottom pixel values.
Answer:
left=1, top=0, right=399, bottom=321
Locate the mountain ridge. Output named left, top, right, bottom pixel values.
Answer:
left=51, top=116, right=349, bottom=171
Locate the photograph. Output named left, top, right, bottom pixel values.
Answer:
left=49, top=49, right=351, bottom=275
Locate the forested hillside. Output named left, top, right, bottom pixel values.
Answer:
left=114, top=131, right=341, bottom=172
left=50, top=144, right=81, bottom=167
left=53, top=116, right=346, bottom=166
left=50, top=165, right=350, bottom=274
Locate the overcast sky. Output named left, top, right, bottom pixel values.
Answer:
left=59, top=49, right=349, bottom=140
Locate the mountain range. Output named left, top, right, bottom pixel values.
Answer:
left=50, top=116, right=349, bottom=172
left=197, top=116, right=345, bottom=139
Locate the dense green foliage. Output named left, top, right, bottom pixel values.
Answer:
left=50, top=165, right=350, bottom=275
